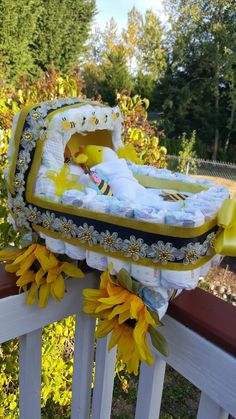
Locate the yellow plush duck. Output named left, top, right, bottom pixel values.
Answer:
left=72, top=145, right=116, bottom=196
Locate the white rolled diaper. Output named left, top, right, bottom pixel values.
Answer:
left=160, top=268, right=200, bottom=290
left=108, top=257, right=131, bottom=275
left=65, top=243, right=86, bottom=260
left=86, top=250, right=108, bottom=271
left=39, top=233, right=65, bottom=254
left=131, top=264, right=161, bottom=287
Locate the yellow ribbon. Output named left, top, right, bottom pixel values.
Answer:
left=47, top=165, right=84, bottom=196
left=214, top=193, right=236, bottom=256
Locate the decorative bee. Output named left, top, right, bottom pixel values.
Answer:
left=88, top=170, right=113, bottom=196
left=62, top=117, right=76, bottom=130
left=90, top=112, right=99, bottom=125
left=160, top=191, right=188, bottom=202
left=111, top=111, right=120, bottom=120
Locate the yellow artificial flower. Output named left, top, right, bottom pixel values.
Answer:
left=117, top=143, right=142, bottom=165
left=83, top=269, right=157, bottom=375
left=0, top=243, right=84, bottom=308
left=47, top=164, right=84, bottom=196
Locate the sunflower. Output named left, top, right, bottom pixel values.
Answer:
left=0, top=243, right=84, bottom=308
left=83, top=268, right=167, bottom=375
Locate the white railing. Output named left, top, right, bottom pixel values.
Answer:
left=0, top=271, right=235, bottom=419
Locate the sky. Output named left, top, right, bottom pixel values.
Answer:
left=94, top=0, right=166, bottom=30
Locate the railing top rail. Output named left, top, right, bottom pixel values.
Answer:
left=0, top=265, right=18, bottom=298
left=1, top=264, right=236, bottom=356
left=168, top=287, right=236, bottom=357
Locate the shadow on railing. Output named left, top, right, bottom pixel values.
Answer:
left=0, top=264, right=235, bottom=419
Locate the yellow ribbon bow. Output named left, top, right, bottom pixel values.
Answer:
left=214, top=193, right=236, bottom=256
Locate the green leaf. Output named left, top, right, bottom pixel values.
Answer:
left=131, top=279, right=142, bottom=295
left=0, top=206, right=7, bottom=217
left=148, top=325, right=169, bottom=357
left=149, top=309, right=163, bottom=326
left=117, top=268, right=133, bottom=293
left=143, top=98, right=150, bottom=110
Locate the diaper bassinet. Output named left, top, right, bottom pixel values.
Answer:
left=6, top=97, right=229, bottom=319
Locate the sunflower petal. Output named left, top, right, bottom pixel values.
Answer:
left=83, top=289, right=105, bottom=298
left=95, top=318, right=117, bottom=338
left=98, top=290, right=128, bottom=305
left=4, top=263, right=20, bottom=273
left=0, top=247, right=23, bottom=262
left=108, top=327, right=123, bottom=350
left=12, top=244, right=37, bottom=265
left=107, top=301, right=130, bottom=320
left=35, top=248, right=58, bottom=271
left=60, top=262, right=84, bottom=278
left=100, top=270, right=110, bottom=289
left=35, top=268, right=46, bottom=284
left=16, top=253, right=36, bottom=276
left=46, top=268, right=59, bottom=284
left=50, top=274, right=65, bottom=300
left=26, top=282, right=39, bottom=305
left=16, top=270, right=35, bottom=287
left=38, top=282, right=50, bottom=308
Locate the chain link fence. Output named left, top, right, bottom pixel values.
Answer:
left=167, top=155, right=236, bottom=181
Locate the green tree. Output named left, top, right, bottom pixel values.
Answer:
left=121, top=7, right=143, bottom=72
left=121, top=8, right=167, bottom=80
left=31, top=0, right=96, bottom=73
left=0, top=0, right=96, bottom=82
left=98, top=46, right=133, bottom=105
left=81, top=18, right=133, bottom=103
left=0, top=0, right=41, bottom=82
left=138, top=10, right=167, bottom=81
left=132, top=71, right=156, bottom=109
left=160, top=0, right=236, bottom=160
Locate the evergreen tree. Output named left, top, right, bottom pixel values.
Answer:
left=31, top=0, right=96, bottom=73
left=138, top=10, right=167, bottom=81
left=99, top=46, right=133, bottom=105
left=157, top=0, right=236, bottom=159
left=0, top=0, right=96, bottom=82
left=0, top=0, right=41, bottom=82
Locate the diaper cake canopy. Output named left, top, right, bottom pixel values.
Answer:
left=3, top=97, right=236, bottom=374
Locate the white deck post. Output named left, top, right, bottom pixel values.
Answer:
left=19, top=329, right=42, bottom=419
left=91, top=334, right=117, bottom=419
left=71, top=312, right=96, bottom=419
left=197, top=393, right=229, bottom=419
left=135, top=356, right=166, bottom=419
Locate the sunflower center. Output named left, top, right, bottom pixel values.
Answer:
left=125, top=318, right=137, bottom=329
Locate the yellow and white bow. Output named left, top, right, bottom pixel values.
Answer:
left=215, top=193, right=236, bottom=256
